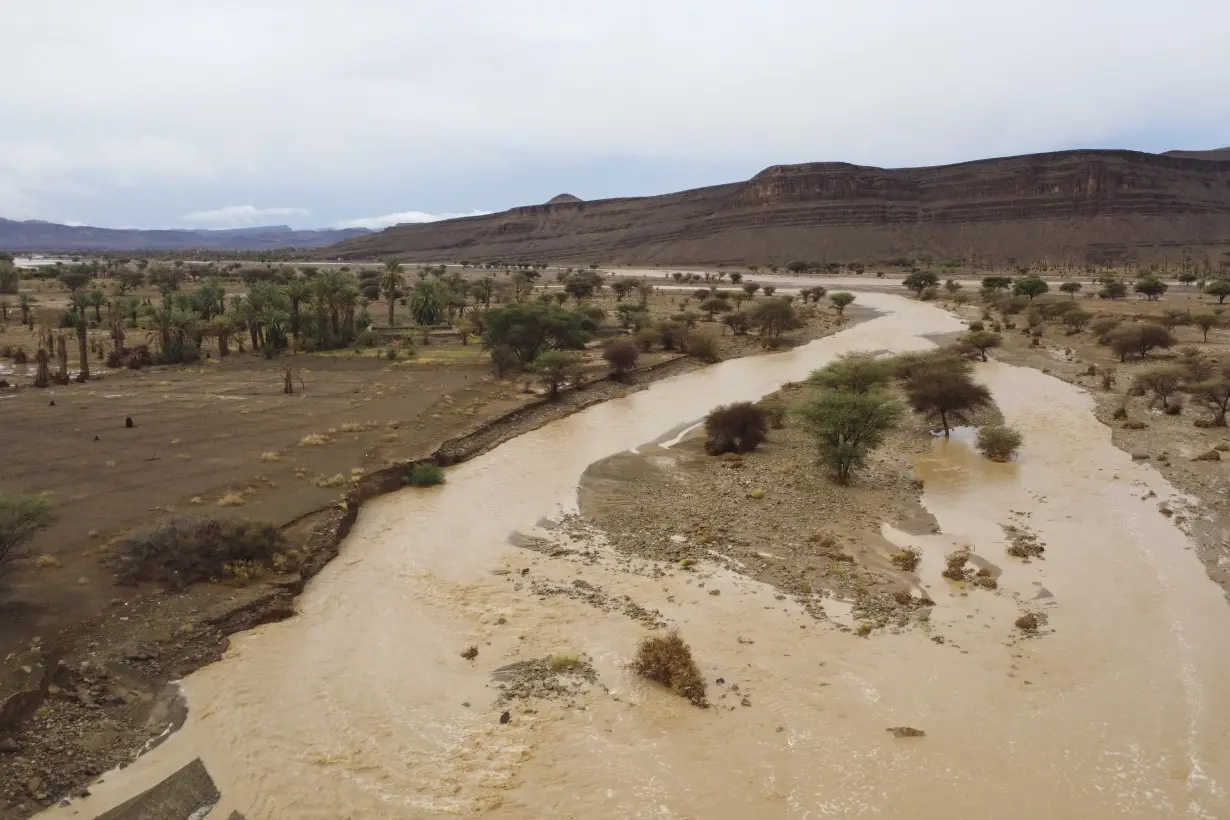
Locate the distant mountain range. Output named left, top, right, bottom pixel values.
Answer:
left=324, top=148, right=1230, bottom=267
left=0, top=219, right=370, bottom=252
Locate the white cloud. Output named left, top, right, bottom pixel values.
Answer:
left=332, top=210, right=491, bottom=231
left=181, top=205, right=311, bottom=227
left=2, top=0, right=1229, bottom=227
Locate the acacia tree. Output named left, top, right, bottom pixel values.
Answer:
left=902, top=357, right=991, bottom=434
left=1189, top=372, right=1230, bottom=426
left=959, top=331, right=1002, bottom=362
left=749, top=297, right=802, bottom=346
left=1059, top=281, right=1082, bottom=298
left=808, top=353, right=893, bottom=394
left=1013, top=276, right=1049, bottom=300
left=1107, top=323, right=1174, bottom=361
left=829, top=292, right=855, bottom=319
left=1194, top=313, right=1221, bottom=342
left=797, top=390, right=902, bottom=484
left=1132, top=365, right=1185, bottom=411
left=1204, top=279, right=1230, bottom=304
left=1134, top=277, right=1168, bottom=300
left=534, top=350, right=580, bottom=398
left=903, top=270, right=939, bottom=295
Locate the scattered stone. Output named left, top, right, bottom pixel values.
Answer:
left=499, top=710, right=511, bottom=725
left=0, top=737, right=19, bottom=753
left=887, top=726, right=925, bottom=738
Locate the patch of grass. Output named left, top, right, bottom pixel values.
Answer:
left=314, top=473, right=346, bottom=488
left=298, top=433, right=332, bottom=447
left=548, top=653, right=585, bottom=672
left=34, top=554, right=61, bottom=569
left=216, top=492, right=246, bottom=507
left=890, top=547, right=921, bottom=572
left=259, top=451, right=281, bottom=462
left=407, top=462, right=445, bottom=487
left=631, top=632, right=707, bottom=707
left=111, top=514, right=287, bottom=589
left=223, top=559, right=264, bottom=583
left=339, top=421, right=379, bottom=433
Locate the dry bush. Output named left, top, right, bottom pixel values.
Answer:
left=259, top=451, right=281, bottom=462
left=548, top=654, right=584, bottom=672
left=314, top=473, right=346, bottom=488
left=890, top=547, right=921, bottom=572
left=976, top=425, right=1023, bottom=462
left=1015, top=613, right=1040, bottom=632
left=299, top=433, right=332, bottom=447
left=602, top=338, right=640, bottom=376
left=631, top=632, right=707, bottom=707
left=216, top=492, right=246, bottom=507
left=112, top=515, right=287, bottom=589
left=942, top=547, right=971, bottom=580
left=704, top=402, right=767, bottom=455
left=686, top=334, right=721, bottom=363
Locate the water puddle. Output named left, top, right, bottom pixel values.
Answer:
left=40, top=294, right=1230, bottom=819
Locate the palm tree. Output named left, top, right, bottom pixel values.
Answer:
left=409, top=280, right=445, bottom=325
left=380, top=259, right=405, bottom=327
left=211, top=315, right=235, bottom=357
left=88, top=289, right=106, bottom=321
left=284, top=276, right=311, bottom=338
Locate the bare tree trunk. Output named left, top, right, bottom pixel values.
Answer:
left=55, top=335, right=69, bottom=384
left=75, top=321, right=89, bottom=382
left=33, top=348, right=50, bottom=388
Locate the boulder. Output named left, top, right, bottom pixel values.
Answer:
left=0, top=651, right=49, bottom=730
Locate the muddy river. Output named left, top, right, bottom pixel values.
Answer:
left=45, top=293, right=1230, bottom=819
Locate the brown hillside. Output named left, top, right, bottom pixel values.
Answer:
left=323, top=149, right=1230, bottom=266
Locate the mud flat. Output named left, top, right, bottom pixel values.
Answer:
left=36, top=293, right=1230, bottom=819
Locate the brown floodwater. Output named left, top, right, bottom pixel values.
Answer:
left=42, top=294, right=1230, bottom=819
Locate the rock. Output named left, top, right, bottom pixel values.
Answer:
left=887, top=726, right=925, bottom=738
left=1192, top=449, right=1221, bottom=462
left=123, top=644, right=160, bottom=661
left=1, top=650, right=49, bottom=731
left=499, top=710, right=511, bottom=725
left=0, top=737, right=19, bottom=753
left=26, top=777, right=42, bottom=795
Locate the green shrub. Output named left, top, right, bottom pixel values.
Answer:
left=112, top=515, right=286, bottom=589
left=976, top=425, right=1023, bottom=462
left=407, top=462, right=446, bottom=487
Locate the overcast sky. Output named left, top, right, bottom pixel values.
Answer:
left=3, top=1, right=1228, bottom=231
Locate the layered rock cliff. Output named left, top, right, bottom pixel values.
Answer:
left=323, top=149, right=1230, bottom=265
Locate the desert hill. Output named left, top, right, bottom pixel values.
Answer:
left=323, top=149, right=1230, bottom=266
